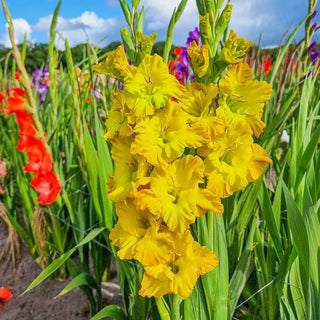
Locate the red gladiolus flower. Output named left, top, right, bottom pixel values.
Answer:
left=0, top=287, right=13, bottom=311
left=24, top=142, right=52, bottom=173
left=2, top=87, right=61, bottom=205
left=30, top=171, right=62, bottom=205
left=264, top=58, right=272, bottom=75
left=174, top=47, right=183, bottom=56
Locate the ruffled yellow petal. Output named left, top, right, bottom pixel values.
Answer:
left=218, top=30, right=253, bottom=64
left=135, top=156, right=205, bottom=232
left=110, top=199, right=174, bottom=265
left=181, top=82, right=225, bottom=140
left=109, top=223, right=140, bottom=260
left=247, top=143, right=272, bottom=182
left=131, top=101, right=207, bottom=166
left=135, top=225, right=174, bottom=265
left=194, top=188, right=224, bottom=217
left=124, top=54, right=187, bottom=118
left=92, top=44, right=136, bottom=82
left=104, top=90, right=133, bottom=141
left=218, top=61, right=272, bottom=137
left=108, top=137, right=149, bottom=201
left=139, top=266, right=172, bottom=298
left=139, top=230, right=218, bottom=299
left=200, top=122, right=256, bottom=197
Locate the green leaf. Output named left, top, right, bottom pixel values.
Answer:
left=282, top=182, right=310, bottom=299
left=295, top=120, right=320, bottom=190
left=119, top=0, right=132, bottom=26
left=163, top=0, right=188, bottom=63
left=56, top=272, right=98, bottom=298
left=259, top=183, right=283, bottom=260
left=23, top=227, right=105, bottom=294
left=229, top=216, right=256, bottom=316
left=90, top=305, right=127, bottom=320
left=50, top=0, right=62, bottom=37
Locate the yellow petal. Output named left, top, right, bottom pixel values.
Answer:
left=92, top=44, right=136, bottom=82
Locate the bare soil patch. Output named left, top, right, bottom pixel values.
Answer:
left=0, top=221, right=122, bottom=320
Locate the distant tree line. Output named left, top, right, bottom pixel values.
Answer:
left=1, top=40, right=315, bottom=75
left=0, top=40, right=178, bottom=74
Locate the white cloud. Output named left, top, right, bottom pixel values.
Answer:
left=229, top=0, right=274, bottom=42
left=33, top=11, right=119, bottom=49
left=141, top=0, right=198, bottom=45
left=0, top=18, right=32, bottom=47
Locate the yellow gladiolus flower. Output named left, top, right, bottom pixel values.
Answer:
left=110, top=199, right=174, bottom=265
left=124, top=54, right=187, bottom=119
left=92, top=44, right=136, bottom=82
left=134, top=155, right=212, bottom=232
left=131, top=101, right=208, bottom=166
left=218, top=30, right=253, bottom=64
left=181, top=82, right=226, bottom=140
left=198, top=122, right=272, bottom=198
left=108, top=137, right=149, bottom=202
left=217, top=61, right=272, bottom=137
left=104, top=90, right=134, bottom=141
left=139, top=230, right=218, bottom=299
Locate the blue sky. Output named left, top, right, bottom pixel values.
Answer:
left=0, top=0, right=319, bottom=49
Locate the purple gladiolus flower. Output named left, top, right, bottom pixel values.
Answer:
left=312, top=10, right=317, bottom=19
left=308, top=41, right=317, bottom=52
left=186, top=27, right=200, bottom=46
left=32, top=63, right=50, bottom=109
left=310, top=50, right=320, bottom=63
left=92, top=90, right=100, bottom=99
left=303, top=70, right=314, bottom=79
left=312, top=22, right=318, bottom=31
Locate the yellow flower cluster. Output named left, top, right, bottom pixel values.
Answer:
left=93, top=42, right=272, bottom=299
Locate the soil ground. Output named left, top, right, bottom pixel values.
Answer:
left=0, top=221, right=122, bottom=320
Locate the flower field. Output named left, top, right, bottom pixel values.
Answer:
left=1, top=0, right=320, bottom=319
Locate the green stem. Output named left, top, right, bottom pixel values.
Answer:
left=171, top=295, right=182, bottom=320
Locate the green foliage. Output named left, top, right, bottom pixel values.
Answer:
left=1, top=1, right=320, bottom=320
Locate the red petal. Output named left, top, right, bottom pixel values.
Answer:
left=0, top=287, right=13, bottom=302
left=30, top=171, right=61, bottom=205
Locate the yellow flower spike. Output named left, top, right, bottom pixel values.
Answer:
left=187, top=41, right=211, bottom=80
left=135, top=31, right=158, bottom=62
left=108, top=136, right=149, bottom=202
left=217, top=61, right=272, bottom=137
left=139, top=230, right=218, bottom=299
left=218, top=30, right=253, bottom=64
left=110, top=199, right=175, bottom=265
left=199, top=13, right=211, bottom=43
left=135, top=155, right=205, bottom=232
left=131, top=100, right=208, bottom=166
left=198, top=122, right=271, bottom=198
left=92, top=44, right=136, bottom=82
left=104, top=90, right=134, bottom=141
left=181, top=82, right=226, bottom=140
left=124, top=54, right=187, bottom=119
